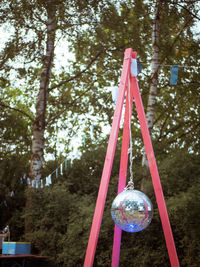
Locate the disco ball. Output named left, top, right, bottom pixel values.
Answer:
left=111, top=189, right=153, bottom=232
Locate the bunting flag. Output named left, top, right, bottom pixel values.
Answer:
left=31, top=180, right=35, bottom=188
left=131, top=58, right=138, bottom=76
left=60, top=163, right=63, bottom=175
left=45, top=176, right=49, bottom=186
left=137, top=60, right=142, bottom=74
left=170, top=65, right=179, bottom=85
left=111, top=86, right=119, bottom=104
left=83, top=135, right=86, bottom=147
left=131, top=59, right=143, bottom=76
left=65, top=159, right=67, bottom=170
left=91, top=124, right=94, bottom=139
left=35, top=181, right=39, bottom=189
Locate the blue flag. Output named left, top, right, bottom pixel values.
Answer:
left=83, top=135, right=86, bottom=147
left=170, top=65, right=179, bottom=85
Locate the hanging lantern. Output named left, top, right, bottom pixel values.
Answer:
left=111, top=183, right=153, bottom=233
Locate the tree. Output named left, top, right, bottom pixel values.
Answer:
left=69, top=0, right=200, bottom=155
left=0, top=0, right=114, bottom=187
left=0, top=0, right=114, bottom=236
left=141, top=0, right=161, bottom=169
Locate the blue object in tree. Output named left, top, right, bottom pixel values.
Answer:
left=65, top=159, right=67, bottom=170
left=170, top=65, right=179, bottom=85
left=83, top=135, right=86, bottom=147
left=137, top=60, right=142, bottom=74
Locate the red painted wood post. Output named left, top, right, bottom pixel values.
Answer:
left=131, top=75, right=180, bottom=267
left=83, top=48, right=133, bottom=267
left=111, top=51, right=136, bottom=267
left=111, top=62, right=134, bottom=266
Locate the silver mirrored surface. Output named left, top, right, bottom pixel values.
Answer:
left=111, top=189, right=153, bottom=232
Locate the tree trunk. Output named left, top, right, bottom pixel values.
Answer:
left=30, top=7, right=56, bottom=187
left=25, top=7, right=56, bottom=235
left=141, top=0, right=161, bottom=189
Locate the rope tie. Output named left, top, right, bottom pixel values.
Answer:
left=125, top=77, right=134, bottom=191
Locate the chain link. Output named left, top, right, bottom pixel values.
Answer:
left=127, top=76, right=134, bottom=190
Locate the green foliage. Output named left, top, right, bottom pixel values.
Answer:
left=26, top=146, right=200, bottom=266
left=0, top=154, right=28, bottom=240
left=69, top=0, right=200, bottom=154
left=1, top=0, right=199, bottom=157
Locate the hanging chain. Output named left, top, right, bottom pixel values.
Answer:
left=125, top=76, right=134, bottom=191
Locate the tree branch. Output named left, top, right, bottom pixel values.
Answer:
left=176, top=3, right=200, bottom=21
left=159, top=17, right=194, bottom=68
left=0, top=101, right=34, bottom=122
left=46, top=79, right=98, bottom=125
left=166, top=122, right=200, bottom=146
left=47, top=51, right=103, bottom=92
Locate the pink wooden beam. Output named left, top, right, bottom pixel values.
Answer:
left=112, top=66, right=134, bottom=267
left=83, top=48, right=133, bottom=267
left=131, top=76, right=180, bottom=267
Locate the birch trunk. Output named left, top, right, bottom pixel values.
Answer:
left=30, top=8, right=56, bottom=186
left=142, top=0, right=161, bottom=169
left=25, top=7, right=56, bottom=236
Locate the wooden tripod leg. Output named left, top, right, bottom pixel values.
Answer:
left=111, top=73, right=134, bottom=267
left=83, top=48, right=132, bottom=267
left=132, top=76, right=180, bottom=267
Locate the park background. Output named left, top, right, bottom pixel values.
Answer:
left=0, top=0, right=200, bottom=266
